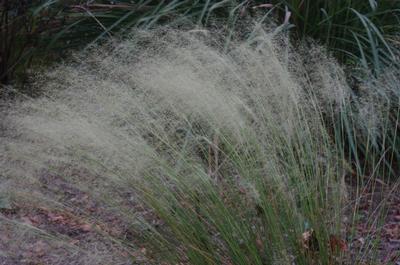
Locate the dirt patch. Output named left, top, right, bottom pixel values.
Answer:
left=347, top=179, right=400, bottom=264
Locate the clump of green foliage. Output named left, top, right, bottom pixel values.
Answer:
left=0, top=0, right=59, bottom=85
left=2, top=0, right=400, bottom=87
left=269, top=0, right=400, bottom=73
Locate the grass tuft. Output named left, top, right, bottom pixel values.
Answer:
left=0, top=24, right=399, bottom=264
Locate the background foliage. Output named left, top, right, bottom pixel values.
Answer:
left=1, top=0, right=399, bottom=87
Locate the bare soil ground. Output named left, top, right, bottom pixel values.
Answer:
left=348, top=179, right=400, bottom=264
left=0, top=169, right=152, bottom=265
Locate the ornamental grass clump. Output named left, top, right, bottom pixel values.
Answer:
left=0, top=25, right=397, bottom=264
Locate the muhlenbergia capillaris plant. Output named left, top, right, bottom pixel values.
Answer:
left=0, top=23, right=398, bottom=264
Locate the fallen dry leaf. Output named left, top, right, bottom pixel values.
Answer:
left=256, top=238, right=263, bottom=250
left=301, top=229, right=319, bottom=252
left=329, top=234, right=348, bottom=252
left=79, top=223, right=92, bottom=232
